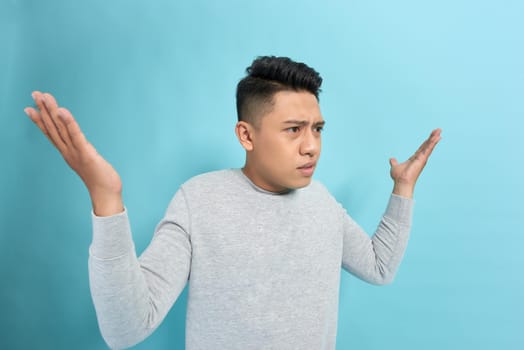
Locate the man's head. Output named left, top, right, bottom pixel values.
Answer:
left=235, top=56, right=325, bottom=193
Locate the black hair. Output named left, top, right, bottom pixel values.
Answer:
left=236, top=56, right=322, bottom=125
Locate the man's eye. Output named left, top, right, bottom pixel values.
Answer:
left=287, top=126, right=300, bottom=133
left=315, top=126, right=324, bottom=133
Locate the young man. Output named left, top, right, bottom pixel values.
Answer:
left=25, top=56, right=441, bottom=349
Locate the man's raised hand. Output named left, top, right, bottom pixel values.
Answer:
left=25, top=91, right=124, bottom=216
left=389, top=128, right=442, bottom=198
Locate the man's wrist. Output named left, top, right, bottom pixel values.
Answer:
left=89, top=190, right=124, bottom=217
left=392, top=182, right=415, bottom=199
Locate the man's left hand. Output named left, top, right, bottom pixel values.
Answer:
left=389, top=128, right=442, bottom=198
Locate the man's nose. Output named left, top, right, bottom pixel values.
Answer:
left=299, top=130, right=320, bottom=157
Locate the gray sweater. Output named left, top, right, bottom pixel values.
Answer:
left=89, top=169, right=413, bottom=349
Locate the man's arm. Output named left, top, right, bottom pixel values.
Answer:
left=25, top=93, right=190, bottom=348
left=341, top=129, right=441, bottom=284
left=88, top=192, right=191, bottom=349
left=341, top=194, right=413, bottom=285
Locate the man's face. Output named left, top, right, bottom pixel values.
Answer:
left=243, top=90, right=324, bottom=193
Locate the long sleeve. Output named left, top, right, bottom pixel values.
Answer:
left=88, top=189, right=192, bottom=349
left=341, top=194, right=414, bottom=285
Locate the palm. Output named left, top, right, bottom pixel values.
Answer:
left=65, top=140, right=122, bottom=195
left=25, top=92, right=122, bottom=198
left=389, top=129, right=441, bottom=196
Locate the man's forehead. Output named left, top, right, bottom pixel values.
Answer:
left=267, top=91, right=322, bottom=118
left=272, top=90, right=319, bottom=105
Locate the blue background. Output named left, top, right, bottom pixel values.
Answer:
left=1, top=1, right=522, bottom=349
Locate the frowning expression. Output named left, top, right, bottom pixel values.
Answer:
left=239, top=90, right=324, bottom=193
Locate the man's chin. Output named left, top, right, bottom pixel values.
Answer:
left=287, top=178, right=313, bottom=190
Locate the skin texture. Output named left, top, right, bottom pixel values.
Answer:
left=25, top=90, right=441, bottom=216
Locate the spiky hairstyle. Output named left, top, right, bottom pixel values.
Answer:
left=236, top=56, right=322, bottom=125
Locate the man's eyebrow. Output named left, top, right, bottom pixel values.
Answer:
left=282, top=120, right=326, bottom=126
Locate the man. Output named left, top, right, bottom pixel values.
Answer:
left=25, top=56, right=441, bottom=349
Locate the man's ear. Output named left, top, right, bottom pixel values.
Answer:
left=235, top=121, right=255, bottom=151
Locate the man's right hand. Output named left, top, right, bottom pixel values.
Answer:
left=25, top=91, right=124, bottom=216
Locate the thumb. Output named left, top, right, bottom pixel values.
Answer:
left=389, top=157, right=398, bottom=167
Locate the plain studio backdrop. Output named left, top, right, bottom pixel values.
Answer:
left=1, top=1, right=522, bottom=349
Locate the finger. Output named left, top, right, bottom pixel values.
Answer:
left=42, top=92, right=72, bottom=146
left=32, top=91, right=67, bottom=152
left=25, top=107, right=47, bottom=135
left=416, top=129, right=442, bottom=160
left=24, top=107, right=45, bottom=130
left=389, top=157, right=398, bottom=167
left=57, top=107, right=90, bottom=151
left=25, top=104, right=59, bottom=148
left=427, top=128, right=442, bottom=144
left=422, top=129, right=442, bottom=155
left=31, top=91, right=60, bottom=150
left=431, top=128, right=442, bottom=138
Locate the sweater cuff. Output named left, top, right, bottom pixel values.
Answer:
left=384, top=194, right=414, bottom=225
left=90, top=208, right=135, bottom=259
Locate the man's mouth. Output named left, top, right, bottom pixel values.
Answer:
left=297, top=162, right=316, bottom=176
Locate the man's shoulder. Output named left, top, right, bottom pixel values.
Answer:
left=180, top=168, right=241, bottom=192
left=310, top=179, right=351, bottom=209
left=185, top=168, right=233, bottom=181
left=304, top=179, right=333, bottom=198
left=308, top=179, right=329, bottom=192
